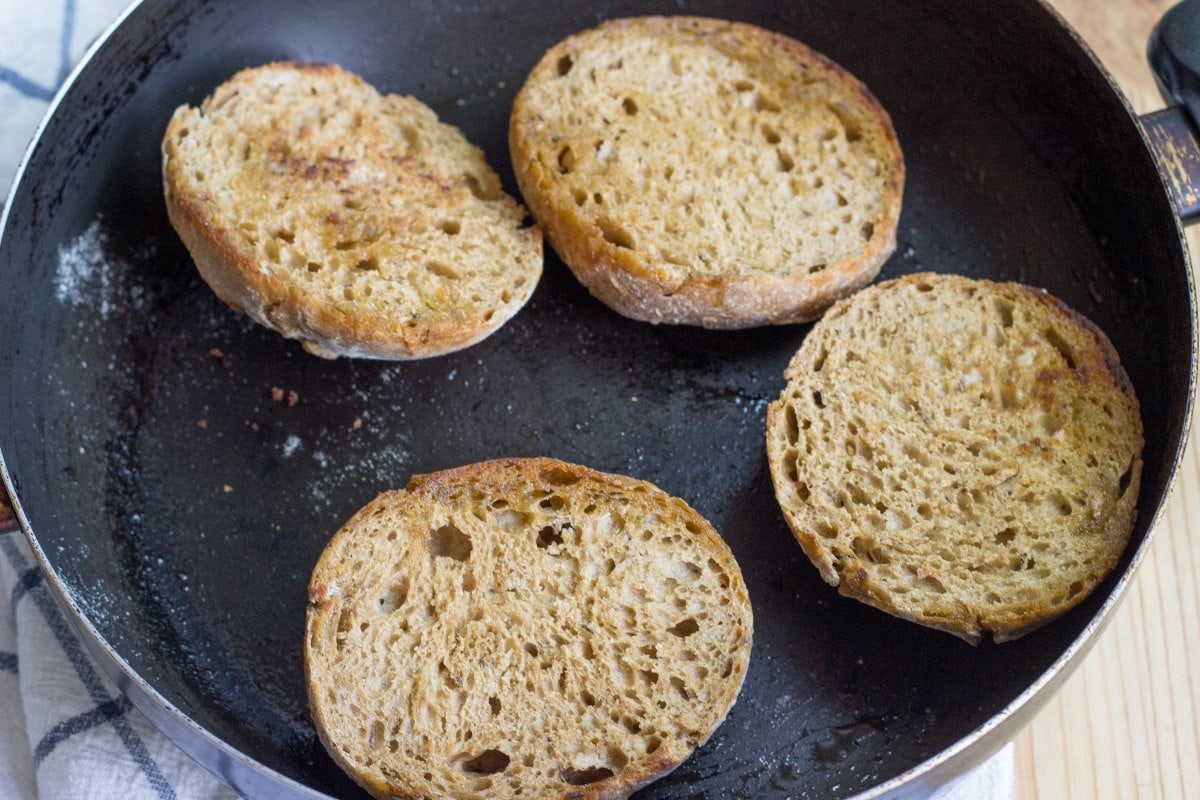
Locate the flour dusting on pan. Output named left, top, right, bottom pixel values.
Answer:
left=54, top=220, right=153, bottom=318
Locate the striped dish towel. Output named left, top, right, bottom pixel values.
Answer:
left=0, top=2, right=1015, bottom=799
left=0, top=532, right=236, bottom=799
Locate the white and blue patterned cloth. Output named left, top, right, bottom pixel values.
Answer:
left=0, top=534, right=237, bottom=799
left=0, top=2, right=1015, bottom=798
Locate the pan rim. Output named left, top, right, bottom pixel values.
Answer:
left=0, top=0, right=1195, bottom=798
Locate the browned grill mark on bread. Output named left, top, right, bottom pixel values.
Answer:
left=163, top=61, right=542, bottom=359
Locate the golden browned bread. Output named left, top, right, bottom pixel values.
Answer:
left=163, top=62, right=542, bottom=359
left=305, top=458, right=753, bottom=799
left=509, top=16, right=904, bottom=328
left=765, top=273, right=1143, bottom=644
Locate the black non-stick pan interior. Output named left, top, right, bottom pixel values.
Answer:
left=0, top=0, right=1191, bottom=797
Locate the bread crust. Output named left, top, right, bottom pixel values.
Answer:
left=163, top=62, right=542, bottom=359
left=305, top=458, right=752, bottom=799
left=765, top=273, right=1144, bottom=644
left=510, top=16, right=904, bottom=328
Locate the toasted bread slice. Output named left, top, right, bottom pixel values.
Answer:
left=163, top=62, right=542, bottom=359
left=509, top=16, right=903, bottom=328
left=305, top=458, right=753, bottom=799
left=765, top=273, right=1143, bottom=644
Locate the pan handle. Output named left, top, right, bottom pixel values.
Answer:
left=1147, top=0, right=1200, bottom=225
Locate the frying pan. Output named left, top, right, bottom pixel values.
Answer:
left=1, top=0, right=1197, bottom=797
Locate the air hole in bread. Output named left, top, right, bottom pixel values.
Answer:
left=561, top=766, right=614, bottom=786
left=540, top=466, right=582, bottom=486
left=755, top=94, right=781, bottom=113
left=815, top=521, right=838, bottom=539
left=377, top=578, right=409, bottom=613
left=539, top=494, right=565, bottom=510
left=596, top=216, right=635, bottom=250
left=462, top=749, right=510, bottom=775
left=670, top=676, right=692, bottom=700
left=861, top=222, right=875, bottom=240
left=438, top=219, right=461, bottom=235
left=622, top=97, right=638, bottom=115
left=998, top=382, right=1020, bottom=409
left=571, top=188, right=587, bottom=206
left=995, top=527, right=1017, bottom=545
left=426, top=261, right=459, bottom=279
left=306, top=261, right=322, bottom=272
left=368, top=720, right=384, bottom=750
left=812, top=390, right=825, bottom=408
left=438, top=660, right=459, bottom=688
left=639, top=669, right=659, bottom=686
left=761, top=123, right=781, bottom=144
left=537, top=525, right=564, bottom=549
left=916, top=575, right=947, bottom=593
left=733, top=79, right=754, bottom=92
left=826, top=104, right=863, bottom=143
left=1038, top=409, right=1064, bottom=436
left=776, top=149, right=795, bottom=172
left=1046, top=492, right=1072, bottom=516
left=1118, top=461, right=1134, bottom=497
left=582, top=638, right=596, bottom=659
left=356, top=256, right=379, bottom=271
left=808, top=263, right=827, bottom=274
left=1044, top=327, right=1077, bottom=370
left=557, top=145, right=576, bottom=174
left=902, top=441, right=926, bottom=465
left=852, top=536, right=890, bottom=564
left=668, top=617, right=700, bottom=638
left=429, top=523, right=472, bottom=561
left=343, top=196, right=363, bottom=210
left=818, top=127, right=837, bottom=142
left=669, top=561, right=702, bottom=584
left=557, top=54, right=574, bottom=76
left=465, top=174, right=500, bottom=201
left=995, top=298, right=1015, bottom=328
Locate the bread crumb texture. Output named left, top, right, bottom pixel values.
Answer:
left=305, top=458, right=752, bottom=799
left=163, top=62, right=542, bottom=359
left=510, top=16, right=904, bottom=328
left=766, top=273, right=1144, bottom=644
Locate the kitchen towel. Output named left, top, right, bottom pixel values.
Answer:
left=0, top=1, right=1016, bottom=799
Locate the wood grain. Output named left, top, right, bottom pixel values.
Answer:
left=1017, top=2, right=1200, bottom=799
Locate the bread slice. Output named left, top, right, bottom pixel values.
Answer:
left=509, top=16, right=904, bottom=328
left=305, top=458, right=753, bottom=799
left=765, top=273, right=1143, bottom=644
left=163, top=62, right=542, bottom=359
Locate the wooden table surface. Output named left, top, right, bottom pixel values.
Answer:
left=0, top=2, right=1196, bottom=798
left=1019, top=1, right=1200, bottom=798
